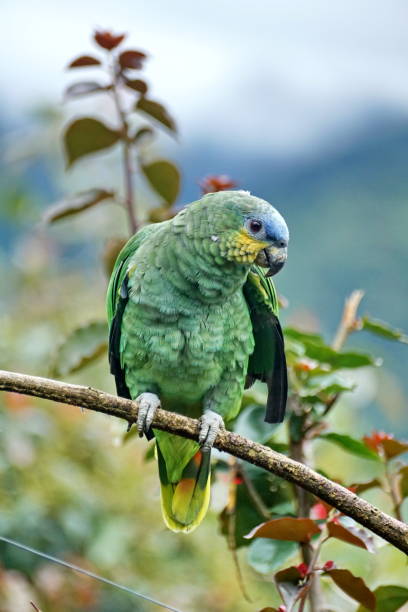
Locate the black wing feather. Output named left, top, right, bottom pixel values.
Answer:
left=243, top=269, right=288, bottom=423
left=108, top=273, right=131, bottom=399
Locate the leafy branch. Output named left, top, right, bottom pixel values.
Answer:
left=43, top=29, right=180, bottom=235
left=0, top=369, right=407, bottom=557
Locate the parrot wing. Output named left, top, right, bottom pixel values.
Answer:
left=243, top=266, right=288, bottom=423
left=106, top=223, right=161, bottom=398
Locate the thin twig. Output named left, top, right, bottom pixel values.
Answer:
left=110, top=64, right=138, bottom=234
left=384, top=461, right=403, bottom=522
left=0, top=370, right=407, bottom=554
left=332, top=290, right=365, bottom=352
left=240, top=464, right=272, bottom=520
left=226, top=459, right=252, bottom=603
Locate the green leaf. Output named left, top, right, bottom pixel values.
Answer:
left=299, top=374, right=355, bottom=403
left=319, top=433, right=380, bottom=461
left=124, top=78, right=148, bottom=95
left=247, top=538, right=297, bottom=574
left=43, top=189, right=114, bottom=223
left=245, top=517, right=320, bottom=542
left=324, top=568, right=375, bottom=610
left=357, top=585, right=408, bottom=612
left=50, top=321, right=108, bottom=377
left=362, top=316, right=408, bottom=343
left=219, top=463, right=292, bottom=548
left=284, top=328, right=376, bottom=369
left=234, top=404, right=276, bottom=444
left=64, top=118, right=121, bottom=167
left=135, top=97, right=177, bottom=132
left=306, top=346, right=375, bottom=369
left=132, top=126, right=154, bottom=145
left=142, top=160, right=180, bottom=205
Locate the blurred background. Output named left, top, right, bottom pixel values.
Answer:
left=0, top=1, right=407, bottom=610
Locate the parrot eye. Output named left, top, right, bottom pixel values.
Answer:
left=249, top=219, right=263, bottom=233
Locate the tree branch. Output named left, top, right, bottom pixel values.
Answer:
left=0, top=369, right=407, bottom=555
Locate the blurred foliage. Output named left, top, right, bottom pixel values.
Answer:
left=1, top=27, right=408, bottom=612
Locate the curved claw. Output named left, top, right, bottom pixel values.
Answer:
left=199, top=410, right=225, bottom=451
left=136, top=392, right=160, bottom=437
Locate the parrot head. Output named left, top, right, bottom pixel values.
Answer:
left=198, top=190, right=289, bottom=277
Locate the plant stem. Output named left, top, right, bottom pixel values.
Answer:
left=226, top=459, right=252, bottom=603
left=110, top=63, right=138, bottom=234
left=289, top=290, right=366, bottom=610
left=289, top=429, right=323, bottom=612
left=332, top=290, right=365, bottom=351
left=240, top=464, right=272, bottom=520
left=384, top=460, right=403, bottom=521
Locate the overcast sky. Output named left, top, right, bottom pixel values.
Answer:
left=2, top=0, right=408, bottom=155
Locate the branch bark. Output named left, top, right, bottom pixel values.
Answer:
left=0, top=369, right=407, bottom=555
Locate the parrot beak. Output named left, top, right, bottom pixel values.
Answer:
left=256, top=245, right=288, bottom=277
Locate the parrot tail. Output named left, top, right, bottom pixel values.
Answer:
left=156, top=440, right=211, bottom=533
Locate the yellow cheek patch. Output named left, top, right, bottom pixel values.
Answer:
left=220, top=229, right=268, bottom=263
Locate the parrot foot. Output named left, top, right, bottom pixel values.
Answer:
left=136, top=392, right=161, bottom=437
left=199, top=410, right=225, bottom=451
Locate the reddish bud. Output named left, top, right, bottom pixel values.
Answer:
left=277, top=607, right=287, bottom=612
left=294, top=358, right=318, bottom=372
left=233, top=475, right=244, bottom=485
left=296, top=563, right=309, bottom=579
left=310, top=502, right=330, bottom=520
left=94, top=30, right=126, bottom=50
left=199, top=175, right=237, bottom=194
left=323, top=560, right=335, bottom=571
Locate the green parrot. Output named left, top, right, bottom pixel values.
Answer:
left=107, top=190, right=289, bottom=533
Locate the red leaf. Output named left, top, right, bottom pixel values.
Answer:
left=43, top=189, right=115, bottom=223
left=275, top=567, right=309, bottom=610
left=363, top=431, right=408, bottom=459
left=68, top=55, right=101, bottom=68
left=94, top=30, right=125, bottom=50
left=245, top=517, right=320, bottom=542
left=324, top=568, right=375, bottom=610
left=64, top=81, right=107, bottom=99
left=397, top=465, right=408, bottom=499
left=327, top=521, right=375, bottom=552
left=124, top=78, right=148, bottom=95
left=363, top=431, right=392, bottom=453
left=199, top=174, right=237, bottom=194
left=351, top=478, right=381, bottom=494
left=381, top=438, right=408, bottom=459
left=119, top=50, right=147, bottom=70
